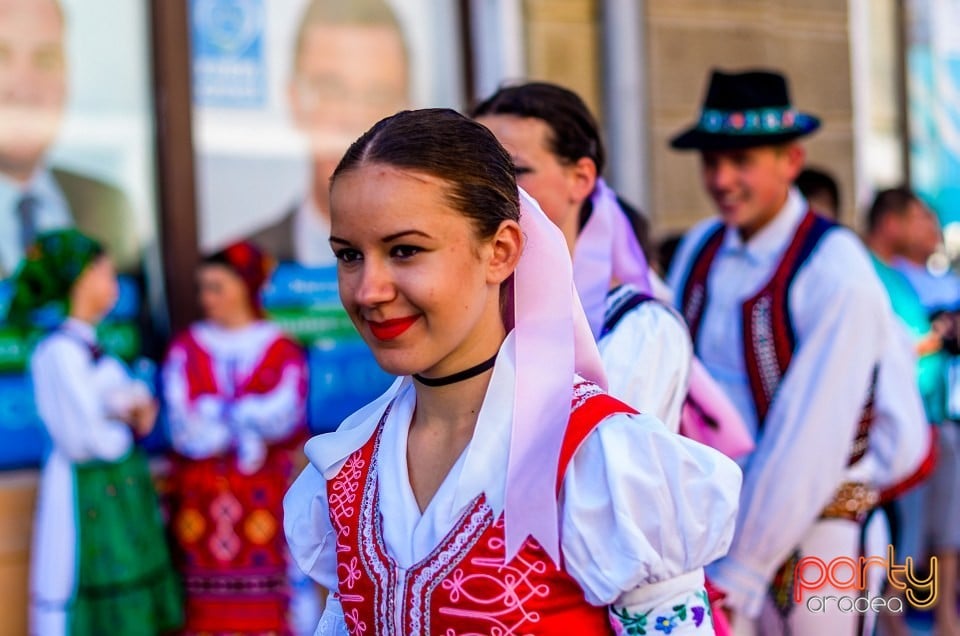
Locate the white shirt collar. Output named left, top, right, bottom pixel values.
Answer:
left=720, top=187, right=808, bottom=264
left=307, top=331, right=519, bottom=518
left=61, top=317, right=97, bottom=345
left=191, top=320, right=281, bottom=358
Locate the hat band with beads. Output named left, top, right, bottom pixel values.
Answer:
left=698, top=107, right=799, bottom=135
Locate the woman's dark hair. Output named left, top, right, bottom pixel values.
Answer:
left=470, top=82, right=605, bottom=174
left=331, top=108, right=520, bottom=239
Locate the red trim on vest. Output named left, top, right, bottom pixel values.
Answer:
left=680, top=224, right=725, bottom=343
left=327, top=382, right=633, bottom=635
left=166, top=329, right=309, bottom=634
left=171, top=329, right=307, bottom=400
left=557, top=388, right=639, bottom=493
left=680, top=212, right=874, bottom=462
left=880, top=426, right=938, bottom=502
left=741, top=211, right=821, bottom=422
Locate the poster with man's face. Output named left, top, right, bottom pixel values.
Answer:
left=189, top=0, right=465, bottom=432
left=0, top=0, right=158, bottom=469
left=191, top=0, right=464, bottom=255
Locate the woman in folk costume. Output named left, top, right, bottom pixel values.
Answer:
left=13, top=229, right=182, bottom=635
left=283, top=108, right=742, bottom=635
left=163, top=241, right=312, bottom=634
left=471, top=83, right=752, bottom=464
left=472, top=82, right=690, bottom=432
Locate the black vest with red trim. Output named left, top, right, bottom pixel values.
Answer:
left=678, top=210, right=874, bottom=462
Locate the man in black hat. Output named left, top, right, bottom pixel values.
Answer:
left=667, top=69, right=927, bottom=634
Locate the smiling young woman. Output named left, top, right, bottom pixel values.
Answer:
left=284, top=108, right=742, bottom=636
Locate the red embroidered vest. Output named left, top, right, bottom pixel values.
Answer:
left=679, top=211, right=874, bottom=463
left=168, top=329, right=309, bottom=634
left=327, top=382, right=634, bottom=636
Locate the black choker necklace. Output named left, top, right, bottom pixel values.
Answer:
left=413, top=353, right=498, bottom=387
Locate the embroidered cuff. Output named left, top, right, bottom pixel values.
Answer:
left=611, top=585, right=713, bottom=634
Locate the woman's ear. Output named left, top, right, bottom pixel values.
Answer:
left=567, top=156, right=598, bottom=205
left=487, top=219, right=524, bottom=285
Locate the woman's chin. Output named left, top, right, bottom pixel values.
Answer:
left=368, top=350, right=426, bottom=378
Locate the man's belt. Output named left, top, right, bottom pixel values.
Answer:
left=820, top=482, right=879, bottom=523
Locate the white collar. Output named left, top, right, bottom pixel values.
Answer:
left=307, top=331, right=518, bottom=517
left=61, top=317, right=97, bottom=344
left=720, top=187, right=808, bottom=264
left=190, top=320, right=281, bottom=357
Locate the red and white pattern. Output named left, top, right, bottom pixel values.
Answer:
left=327, top=383, right=634, bottom=635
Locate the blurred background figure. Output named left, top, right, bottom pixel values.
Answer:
left=12, top=230, right=181, bottom=635
left=162, top=241, right=315, bottom=635
left=473, top=81, right=691, bottom=432
left=864, top=187, right=949, bottom=636
left=0, top=0, right=138, bottom=276
left=796, top=166, right=841, bottom=221
left=248, top=0, right=408, bottom=265
left=868, top=187, right=960, bottom=636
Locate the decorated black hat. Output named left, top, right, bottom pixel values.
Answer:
left=670, top=69, right=820, bottom=151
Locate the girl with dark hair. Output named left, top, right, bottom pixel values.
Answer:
left=474, top=83, right=752, bottom=464
left=284, top=109, right=741, bottom=635
left=14, top=229, right=182, bottom=635
left=163, top=241, right=312, bottom=634
left=472, top=82, right=691, bottom=432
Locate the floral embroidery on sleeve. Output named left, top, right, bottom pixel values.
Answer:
left=610, top=589, right=712, bottom=635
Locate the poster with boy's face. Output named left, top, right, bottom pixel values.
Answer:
left=0, top=0, right=158, bottom=469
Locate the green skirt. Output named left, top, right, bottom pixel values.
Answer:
left=71, top=448, right=184, bottom=636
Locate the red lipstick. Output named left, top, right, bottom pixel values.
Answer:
left=367, top=315, right=419, bottom=340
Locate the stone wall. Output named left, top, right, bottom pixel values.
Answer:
left=523, top=0, right=603, bottom=121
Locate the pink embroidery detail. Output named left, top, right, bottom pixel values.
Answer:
left=344, top=607, right=368, bottom=635
left=330, top=454, right=366, bottom=550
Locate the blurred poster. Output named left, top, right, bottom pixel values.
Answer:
left=262, top=264, right=394, bottom=433
left=190, top=0, right=465, bottom=252
left=190, top=0, right=465, bottom=431
left=906, top=0, right=960, bottom=234
left=0, top=0, right=160, bottom=469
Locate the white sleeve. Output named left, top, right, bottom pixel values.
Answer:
left=599, top=302, right=691, bottom=432
left=707, top=247, right=891, bottom=617
left=560, top=412, right=741, bottom=606
left=31, top=337, right=132, bottom=462
left=230, top=364, right=306, bottom=441
left=162, top=345, right=232, bottom=459
left=283, top=464, right=340, bottom=593
left=847, top=315, right=929, bottom=489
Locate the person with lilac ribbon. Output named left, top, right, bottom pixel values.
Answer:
left=283, top=109, right=741, bottom=635
left=472, top=82, right=691, bottom=433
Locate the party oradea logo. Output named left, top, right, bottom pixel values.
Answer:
left=794, top=546, right=937, bottom=614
